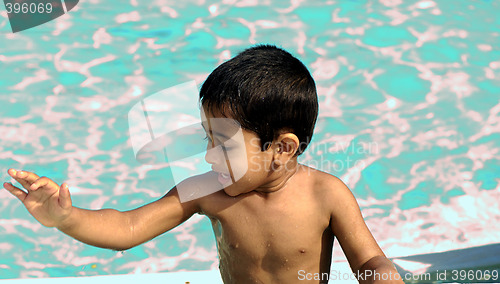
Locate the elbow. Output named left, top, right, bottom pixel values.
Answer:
left=107, top=234, right=139, bottom=251
left=113, top=211, right=139, bottom=251
left=110, top=245, right=134, bottom=252
left=100, top=213, right=139, bottom=252
left=357, top=255, right=404, bottom=284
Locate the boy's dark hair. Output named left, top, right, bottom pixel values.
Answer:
left=199, top=44, right=318, bottom=156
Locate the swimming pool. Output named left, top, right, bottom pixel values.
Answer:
left=1, top=0, right=499, bottom=280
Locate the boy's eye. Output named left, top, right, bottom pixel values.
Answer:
left=204, top=135, right=235, bottom=151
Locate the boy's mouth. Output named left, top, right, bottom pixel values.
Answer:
left=217, top=172, right=232, bottom=185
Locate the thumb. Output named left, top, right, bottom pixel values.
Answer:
left=58, top=183, right=72, bottom=209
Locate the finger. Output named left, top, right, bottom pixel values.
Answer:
left=30, top=177, right=50, bottom=191
left=7, top=168, right=16, bottom=177
left=3, top=182, right=27, bottom=202
left=8, top=169, right=40, bottom=191
left=58, top=183, right=72, bottom=209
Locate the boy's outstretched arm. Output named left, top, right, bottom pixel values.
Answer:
left=325, top=175, right=403, bottom=284
left=3, top=169, right=200, bottom=251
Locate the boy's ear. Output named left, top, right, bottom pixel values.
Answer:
left=275, top=133, right=300, bottom=157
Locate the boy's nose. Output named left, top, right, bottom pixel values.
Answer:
left=204, top=144, right=222, bottom=165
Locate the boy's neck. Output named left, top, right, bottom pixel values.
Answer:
left=255, top=158, right=299, bottom=195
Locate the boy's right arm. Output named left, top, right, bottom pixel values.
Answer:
left=3, top=169, right=200, bottom=251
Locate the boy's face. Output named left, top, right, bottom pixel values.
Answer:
left=201, top=107, right=275, bottom=197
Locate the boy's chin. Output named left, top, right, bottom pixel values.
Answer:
left=222, top=186, right=244, bottom=197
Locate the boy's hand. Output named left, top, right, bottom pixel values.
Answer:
left=3, top=169, right=73, bottom=228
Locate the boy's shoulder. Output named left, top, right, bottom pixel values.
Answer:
left=191, top=165, right=354, bottom=215
left=297, top=164, right=348, bottom=192
left=297, top=164, right=355, bottom=209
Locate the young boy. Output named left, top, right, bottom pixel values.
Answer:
left=3, top=45, right=402, bottom=283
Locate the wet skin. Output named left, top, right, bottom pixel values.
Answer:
left=197, top=165, right=335, bottom=283
left=190, top=110, right=393, bottom=283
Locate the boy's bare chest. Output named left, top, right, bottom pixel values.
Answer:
left=204, top=191, right=332, bottom=272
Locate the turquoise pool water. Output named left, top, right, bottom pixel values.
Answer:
left=1, top=0, right=499, bottom=279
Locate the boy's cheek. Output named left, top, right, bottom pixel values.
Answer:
left=248, top=155, right=265, bottom=174
left=248, top=137, right=262, bottom=149
left=225, top=148, right=249, bottom=181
